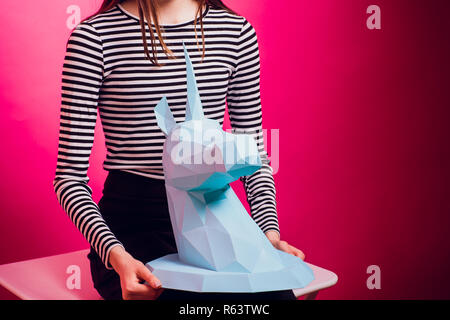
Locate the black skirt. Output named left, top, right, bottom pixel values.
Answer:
left=87, top=170, right=296, bottom=300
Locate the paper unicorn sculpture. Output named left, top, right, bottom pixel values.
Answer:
left=145, top=43, right=314, bottom=292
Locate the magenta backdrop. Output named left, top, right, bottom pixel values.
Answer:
left=1, top=0, right=449, bottom=299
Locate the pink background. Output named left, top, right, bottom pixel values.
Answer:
left=1, top=0, right=449, bottom=299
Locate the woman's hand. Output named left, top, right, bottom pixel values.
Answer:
left=265, top=230, right=306, bottom=260
left=109, top=246, right=164, bottom=300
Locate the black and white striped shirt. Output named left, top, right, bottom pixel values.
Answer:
left=53, top=3, right=279, bottom=269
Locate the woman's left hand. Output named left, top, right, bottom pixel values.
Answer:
left=265, top=230, right=306, bottom=260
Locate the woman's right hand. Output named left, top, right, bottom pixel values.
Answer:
left=109, top=246, right=164, bottom=300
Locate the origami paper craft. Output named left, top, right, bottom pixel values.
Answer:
left=145, top=43, right=314, bottom=292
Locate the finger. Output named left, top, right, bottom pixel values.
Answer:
left=121, top=272, right=161, bottom=300
left=123, top=273, right=164, bottom=300
left=289, top=245, right=306, bottom=260
left=293, top=249, right=306, bottom=260
left=136, top=264, right=162, bottom=289
left=126, top=284, right=162, bottom=300
left=278, top=241, right=290, bottom=252
left=134, top=282, right=162, bottom=296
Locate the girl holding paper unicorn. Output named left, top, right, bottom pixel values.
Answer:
left=54, top=0, right=307, bottom=300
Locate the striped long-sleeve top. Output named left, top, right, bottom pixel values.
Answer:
left=53, top=3, right=279, bottom=269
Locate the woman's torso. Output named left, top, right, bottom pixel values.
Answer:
left=86, top=4, right=245, bottom=179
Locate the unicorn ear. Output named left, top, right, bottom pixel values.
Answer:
left=183, top=42, right=204, bottom=121
left=155, top=96, right=176, bottom=136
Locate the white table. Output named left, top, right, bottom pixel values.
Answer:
left=0, top=249, right=337, bottom=300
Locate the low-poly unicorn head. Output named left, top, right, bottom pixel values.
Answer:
left=154, top=44, right=262, bottom=194
left=146, top=43, right=314, bottom=293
